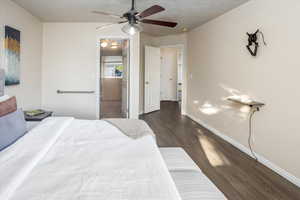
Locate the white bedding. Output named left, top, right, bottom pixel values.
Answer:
left=0, top=117, right=181, bottom=200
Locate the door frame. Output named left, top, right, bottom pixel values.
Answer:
left=160, top=47, right=180, bottom=101
left=144, top=46, right=161, bottom=114
left=156, top=44, right=187, bottom=115
left=96, top=36, right=131, bottom=119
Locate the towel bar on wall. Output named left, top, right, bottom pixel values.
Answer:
left=57, top=90, right=95, bottom=94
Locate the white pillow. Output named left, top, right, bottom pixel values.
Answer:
left=0, top=95, right=10, bottom=103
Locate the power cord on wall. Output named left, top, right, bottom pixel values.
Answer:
left=248, top=107, right=259, bottom=162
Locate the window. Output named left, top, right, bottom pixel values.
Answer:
left=103, top=63, right=123, bottom=78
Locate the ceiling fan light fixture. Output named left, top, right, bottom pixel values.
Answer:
left=122, top=23, right=142, bottom=35
left=93, top=0, right=178, bottom=34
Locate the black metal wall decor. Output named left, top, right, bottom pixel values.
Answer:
left=246, top=29, right=266, bottom=57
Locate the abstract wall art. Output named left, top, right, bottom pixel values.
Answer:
left=4, top=26, right=20, bottom=86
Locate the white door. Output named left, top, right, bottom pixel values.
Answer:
left=144, top=46, right=161, bottom=113
left=160, top=48, right=178, bottom=101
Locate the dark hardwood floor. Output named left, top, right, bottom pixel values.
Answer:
left=100, top=100, right=125, bottom=119
left=140, top=101, right=300, bottom=200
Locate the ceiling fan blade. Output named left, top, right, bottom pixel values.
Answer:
left=138, top=5, right=165, bottom=18
left=141, top=19, right=177, bottom=28
left=96, top=21, right=127, bottom=30
left=92, top=11, right=122, bottom=19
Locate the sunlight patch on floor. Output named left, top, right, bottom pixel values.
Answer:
left=199, top=136, right=230, bottom=167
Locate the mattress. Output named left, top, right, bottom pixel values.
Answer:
left=0, top=117, right=181, bottom=200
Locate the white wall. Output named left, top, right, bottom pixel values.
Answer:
left=0, top=0, right=43, bottom=110
left=152, top=34, right=188, bottom=47
left=42, top=23, right=139, bottom=119
left=187, top=0, right=300, bottom=185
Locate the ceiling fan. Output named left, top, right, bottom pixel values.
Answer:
left=92, top=0, right=178, bottom=35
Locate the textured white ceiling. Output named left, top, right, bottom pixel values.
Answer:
left=12, top=0, right=249, bottom=36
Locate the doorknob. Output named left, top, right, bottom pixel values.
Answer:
left=145, top=81, right=149, bottom=85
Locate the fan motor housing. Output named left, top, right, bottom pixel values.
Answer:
left=123, top=10, right=139, bottom=24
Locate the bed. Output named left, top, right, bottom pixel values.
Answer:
left=0, top=69, right=181, bottom=200
left=0, top=69, right=227, bottom=200
left=0, top=117, right=181, bottom=200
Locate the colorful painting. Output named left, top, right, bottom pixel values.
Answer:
left=4, top=26, right=20, bottom=86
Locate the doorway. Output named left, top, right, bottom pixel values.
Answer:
left=160, top=47, right=183, bottom=105
left=144, top=45, right=183, bottom=114
left=100, top=39, right=130, bottom=118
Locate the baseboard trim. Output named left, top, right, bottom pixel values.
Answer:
left=186, top=113, right=300, bottom=188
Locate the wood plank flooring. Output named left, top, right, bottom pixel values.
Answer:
left=100, top=100, right=125, bottom=118
left=140, top=101, right=300, bottom=200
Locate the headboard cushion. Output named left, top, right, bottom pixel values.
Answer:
left=0, top=96, right=17, bottom=117
left=0, top=69, right=4, bottom=97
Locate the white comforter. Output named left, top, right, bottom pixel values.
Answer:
left=0, top=117, right=181, bottom=200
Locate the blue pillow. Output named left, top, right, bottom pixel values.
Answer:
left=0, top=109, right=27, bottom=151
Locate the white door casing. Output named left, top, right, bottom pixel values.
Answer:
left=177, top=49, right=183, bottom=102
left=144, top=46, right=161, bottom=113
left=121, top=40, right=130, bottom=118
